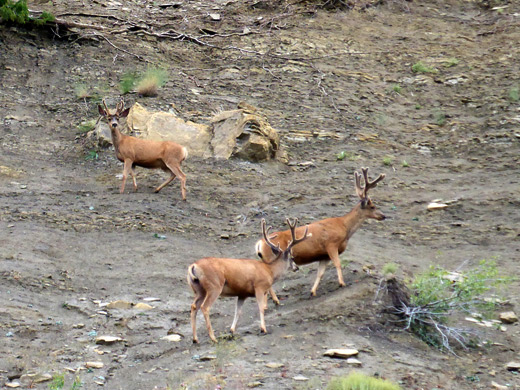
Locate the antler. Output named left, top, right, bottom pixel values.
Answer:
left=285, top=218, right=309, bottom=253
left=261, top=219, right=281, bottom=257
left=102, top=99, right=110, bottom=115
left=115, top=98, right=125, bottom=115
left=355, top=167, right=385, bottom=199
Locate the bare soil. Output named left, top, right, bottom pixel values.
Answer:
left=1, top=1, right=519, bottom=389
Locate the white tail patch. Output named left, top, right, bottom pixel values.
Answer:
left=255, top=240, right=263, bottom=257
left=183, top=147, right=188, bottom=160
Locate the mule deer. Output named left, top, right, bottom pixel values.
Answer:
left=187, top=218, right=309, bottom=343
left=256, top=167, right=385, bottom=297
left=98, top=99, right=188, bottom=200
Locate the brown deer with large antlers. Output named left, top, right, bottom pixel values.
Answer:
left=187, top=218, right=309, bottom=343
left=256, top=167, right=385, bottom=298
left=98, top=99, right=188, bottom=200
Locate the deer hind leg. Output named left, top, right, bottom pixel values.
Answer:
left=200, top=288, right=222, bottom=343
left=268, top=287, right=280, bottom=306
left=230, top=297, right=246, bottom=334
left=310, top=260, right=329, bottom=296
left=255, top=289, right=268, bottom=333
left=166, top=162, right=187, bottom=201
left=190, top=294, right=204, bottom=343
left=327, top=248, right=346, bottom=288
left=120, top=159, right=133, bottom=194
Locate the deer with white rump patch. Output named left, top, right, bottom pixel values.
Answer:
left=187, top=218, right=309, bottom=343
left=98, top=99, right=188, bottom=200
left=256, top=167, right=385, bottom=298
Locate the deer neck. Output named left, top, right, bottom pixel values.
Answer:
left=342, top=202, right=368, bottom=239
left=266, top=256, right=290, bottom=282
left=110, top=127, right=124, bottom=152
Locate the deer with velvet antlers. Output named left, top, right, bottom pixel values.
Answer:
left=187, top=218, right=309, bottom=343
left=98, top=99, right=188, bottom=200
left=256, top=167, right=386, bottom=298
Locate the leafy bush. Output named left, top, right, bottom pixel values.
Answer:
left=389, top=260, right=513, bottom=352
left=327, top=372, right=400, bottom=390
left=0, top=0, right=54, bottom=25
left=136, top=67, right=168, bottom=97
left=120, top=72, right=137, bottom=94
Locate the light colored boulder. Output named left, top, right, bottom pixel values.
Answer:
left=92, top=102, right=281, bottom=162
left=499, top=311, right=518, bottom=324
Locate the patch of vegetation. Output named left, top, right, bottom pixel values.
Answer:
left=385, top=260, right=512, bottom=353
left=444, top=58, right=459, bottom=67
left=49, top=374, right=65, bottom=390
left=401, top=160, right=409, bottom=168
left=0, top=0, right=54, bottom=25
left=76, top=119, right=97, bottom=133
left=414, top=104, right=421, bottom=110
left=382, top=262, right=398, bottom=275
left=508, top=86, right=519, bottom=102
left=411, top=61, right=437, bottom=74
left=326, top=371, right=401, bottom=390
left=120, top=72, right=137, bottom=95
left=136, top=67, right=168, bottom=97
left=74, top=83, right=92, bottom=100
left=85, top=149, right=99, bottom=160
left=434, top=111, right=446, bottom=126
left=382, top=155, right=394, bottom=166
left=392, top=84, right=402, bottom=94
left=336, top=151, right=360, bottom=161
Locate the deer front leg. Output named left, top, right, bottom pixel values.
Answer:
left=328, top=247, right=346, bottom=288
left=230, top=297, right=246, bottom=334
left=255, top=289, right=268, bottom=333
left=268, top=287, right=280, bottom=305
left=120, top=159, right=133, bottom=194
left=130, top=166, right=137, bottom=192
left=310, top=260, right=329, bottom=296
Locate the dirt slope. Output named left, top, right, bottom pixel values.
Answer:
left=0, top=0, right=519, bottom=389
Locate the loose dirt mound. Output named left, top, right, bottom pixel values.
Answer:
left=0, top=0, right=519, bottom=389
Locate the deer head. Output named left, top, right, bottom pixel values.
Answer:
left=98, top=99, right=131, bottom=130
left=261, top=218, right=309, bottom=271
left=354, top=167, right=386, bottom=220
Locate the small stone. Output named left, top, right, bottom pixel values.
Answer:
left=247, top=381, right=262, bottom=388
left=73, top=323, right=85, bottom=329
left=209, top=13, right=221, bottom=21
left=143, top=297, right=161, bottom=302
left=506, top=362, right=520, bottom=371
left=293, top=375, right=309, bottom=381
left=5, top=381, right=21, bottom=388
left=323, top=348, right=359, bottom=358
left=427, top=202, right=448, bottom=211
left=20, top=373, right=52, bottom=384
left=161, top=334, right=182, bottom=342
left=346, top=358, right=362, bottom=366
left=95, top=335, right=124, bottom=344
left=106, top=300, right=133, bottom=309
left=491, top=381, right=509, bottom=390
left=265, top=362, right=284, bottom=369
left=199, top=355, right=217, bottom=361
left=499, top=311, right=518, bottom=324
left=134, top=302, right=154, bottom=310
left=86, top=361, right=104, bottom=369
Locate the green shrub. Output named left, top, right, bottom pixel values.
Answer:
left=77, top=119, right=97, bottom=133
left=49, top=374, right=65, bottom=390
left=0, top=0, right=54, bottom=25
left=411, top=61, right=437, bottom=74
left=327, top=372, right=400, bottom=390
left=120, top=72, right=137, bottom=94
left=444, top=58, right=459, bottom=67
left=136, top=67, right=168, bottom=97
left=405, top=260, right=513, bottom=351
left=382, top=262, right=398, bottom=275
left=509, top=86, right=519, bottom=102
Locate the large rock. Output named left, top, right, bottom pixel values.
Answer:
left=92, top=102, right=281, bottom=162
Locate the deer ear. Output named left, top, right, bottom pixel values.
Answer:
left=98, top=105, right=106, bottom=116
left=119, top=107, right=130, bottom=118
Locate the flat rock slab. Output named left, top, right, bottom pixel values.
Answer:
left=323, top=348, right=359, bottom=358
